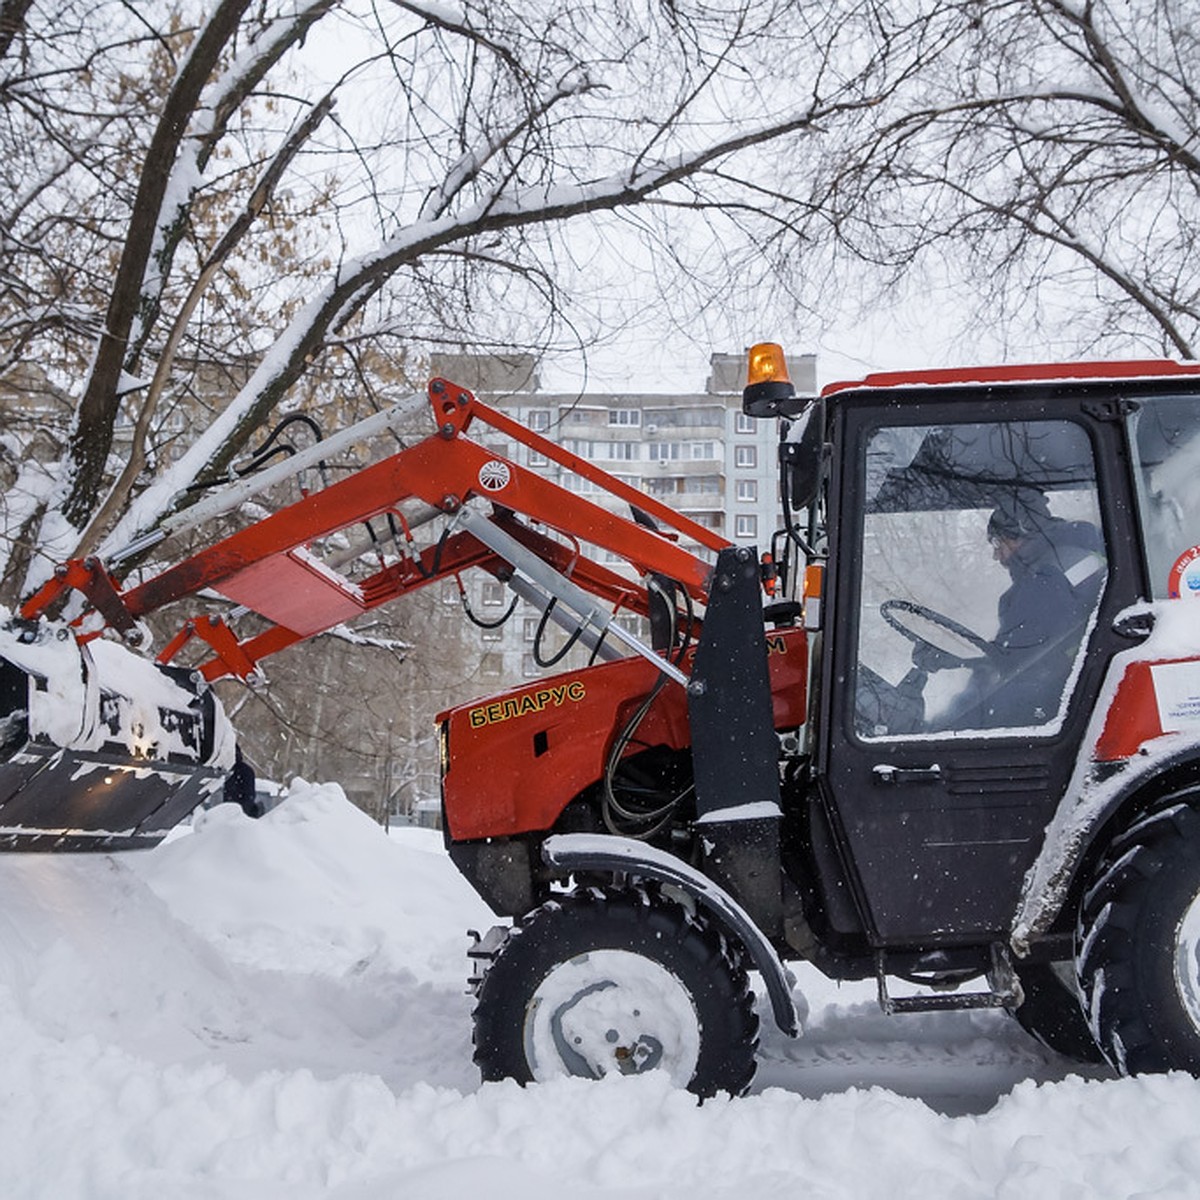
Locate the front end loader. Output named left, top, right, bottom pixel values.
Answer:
left=2, top=375, right=750, bottom=852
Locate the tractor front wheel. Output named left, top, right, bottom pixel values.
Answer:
left=1076, top=799, right=1200, bottom=1074
left=472, top=884, right=759, bottom=1097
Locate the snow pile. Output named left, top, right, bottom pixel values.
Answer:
left=1, top=780, right=1199, bottom=1198
left=137, top=781, right=490, bottom=982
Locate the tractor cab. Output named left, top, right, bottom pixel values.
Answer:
left=787, top=364, right=1200, bottom=958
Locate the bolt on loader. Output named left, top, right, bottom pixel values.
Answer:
left=5, top=346, right=1200, bottom=1094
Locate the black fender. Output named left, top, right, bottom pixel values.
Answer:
left=1013, top=738, right=1200, bottom=951
left=541, top=832, right=801, bottom=1037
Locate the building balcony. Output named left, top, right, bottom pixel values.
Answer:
left=675, top=492, right=727, bottom=512
left=645, top=458, right=725, bottom=476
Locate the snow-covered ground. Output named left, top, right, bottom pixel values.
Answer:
left=2, top=781, right=1198, bottom=1199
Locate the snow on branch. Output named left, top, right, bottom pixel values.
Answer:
left=103, top=91, right=843, bottom=553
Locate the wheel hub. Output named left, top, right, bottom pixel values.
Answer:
left=524, top=949, right=701, bottom=1085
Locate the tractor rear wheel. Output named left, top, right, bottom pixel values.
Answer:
left=472, top=884, right=759, bottom=1097
left=1076, top=798, right=1200, bottom=1074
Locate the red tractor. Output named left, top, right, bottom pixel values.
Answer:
left=6, top=347, right=1200, bottom=1094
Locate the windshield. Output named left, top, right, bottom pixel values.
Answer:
left=1129, top=395, right=1200, bottom=600
left=854, top=419, right=1106, bottom=740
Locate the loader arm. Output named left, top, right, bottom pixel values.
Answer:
left=12, top=376, right=786, bottom=860
left=23, top=379, right=729, bottom=682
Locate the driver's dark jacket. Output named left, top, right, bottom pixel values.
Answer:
left=984, top=523, right=1102, bottom=726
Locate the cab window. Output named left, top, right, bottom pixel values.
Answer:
left=853, top=419, right=1106, bottom=740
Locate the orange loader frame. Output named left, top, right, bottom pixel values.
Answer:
left=22, top=378, right=738, bottom=681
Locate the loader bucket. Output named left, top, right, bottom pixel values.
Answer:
left=0, top=626, right=235, bottom=851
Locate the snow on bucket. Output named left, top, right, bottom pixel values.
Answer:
left=0, top=623, right=235, bottom=850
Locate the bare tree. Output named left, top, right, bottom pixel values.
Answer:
left=10, top=3, right=1193, bottom=608
left=1, top=0, right=927, bottom=599
left=786, top=0, right=1200, bottom=360
left=11, top=2, right=1187, bottom=811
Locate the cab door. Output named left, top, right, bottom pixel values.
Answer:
left=817, top=389, right=1133, bottom=945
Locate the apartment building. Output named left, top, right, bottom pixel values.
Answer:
left=430, top=350, right=817, bottom=684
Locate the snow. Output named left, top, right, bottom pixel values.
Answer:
left=0, top=624, right=90, bottom=747
left=2, top=778, right=1199, bottom=1197
left=694, top=799, right=782, bottom=822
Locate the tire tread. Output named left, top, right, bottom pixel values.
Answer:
left=1076, top=796, right=1200, bottom=1074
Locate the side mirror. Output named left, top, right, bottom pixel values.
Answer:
left=779, top=401, right=824, bottom=509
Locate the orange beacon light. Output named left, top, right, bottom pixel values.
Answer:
left=743, top=342, right=798, bottom=417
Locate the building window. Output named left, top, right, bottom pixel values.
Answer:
left=528, top=448, right=548, bottom=468
left=736, top=479, right=758, bottom=502
left=645, top=406, right=721, bottom=430
left=481, top=653, right=503, bottom=677
left=481, top=581, right=506, bottom=607
left=521, top=653, right=541, bottom=677
left=735, top=514, right=758, bottom=539
left=735, top=412, right=756, bottom=434
left=605, top=441, right=639, bottom=460
left=649, top=442, right=682, bottom=461
left=441, top=581, right=459, bottom=606
left=481, top=626, right=503, bottom=643
left=564, top=473, right=599, bottom=494
left=527, top=409, right=551, bottom=431
left=568, top=408, right=604, bottom=426
left=523, top=616, right=540, bottom=641
left=609, top=409, right=641, bottom=427
left=689, top=441, right=715, bottom=460
left=735, top=445, right=757, bottom=469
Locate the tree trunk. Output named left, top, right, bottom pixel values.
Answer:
left=0, top=0, right=32, bottom=65
left=59, top=0, right=253, bottom=531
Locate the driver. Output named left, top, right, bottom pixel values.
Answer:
left=975, top=492, right=1105, bottom=727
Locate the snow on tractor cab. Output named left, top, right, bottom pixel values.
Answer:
left=6, top=347, right=1200, bottom=1094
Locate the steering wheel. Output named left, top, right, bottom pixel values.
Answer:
left=880, top=599, right=995, bottom=671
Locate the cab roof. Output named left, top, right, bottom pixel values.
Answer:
left=821, top=359, right=1200, bottom=398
